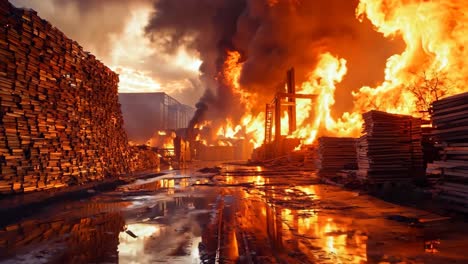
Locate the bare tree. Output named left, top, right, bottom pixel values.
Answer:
left=408, top=71, right=451, bottom=118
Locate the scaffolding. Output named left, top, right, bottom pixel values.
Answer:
left=264, top=68, right=317, bottom=151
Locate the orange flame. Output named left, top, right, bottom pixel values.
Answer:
left=202, top=0, right=468, bottom=153
left=194, top=120, right=212, bottom=130
left=290, top=53, right=360, bottom=144
left=354, top=0, right=467, bottom=115
left=222, top=51, right=265, bottom=148
left=216, top=118, right=242, bottom=139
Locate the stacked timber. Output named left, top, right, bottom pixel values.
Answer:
left=427, top=92, right=468, bottom=212
left=303, top=144, right=318, bottom=169
left=357, top=111, right=423, bottom=183
left=128, top=147, right=160, bottom=172
left=317, top=137, right=357, bottom=177
left=0, top=2, right=136, bottom=194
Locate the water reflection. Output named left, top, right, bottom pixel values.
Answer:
left=1, top=166, right=468, bottom=263
left=116, top=179, right=213, bottom=264
left=224, top=175, right=268, bottom=186
left=118, top=224, right=161, bottom=262
left=230, top=183, right=367, bottom=263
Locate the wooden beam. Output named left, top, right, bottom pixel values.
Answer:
left=275, top=97, right=281, bottom=143
left=276, top=92, right=317, bottom=99
left=287, top=68, right=296, bottom=134
left=265, top=104, right=273, bottom=144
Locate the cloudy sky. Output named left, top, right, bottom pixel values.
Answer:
left=10, top=0, right=203, bottom=106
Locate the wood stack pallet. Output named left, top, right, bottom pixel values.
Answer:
left=357, top=110, right=423, bottom=183
left=317, top=137, right=357, bottom=177
left=0, top=2, right=146, bottom=194
left=427, top=92, right=468, bottom=212
left=128, top=147, right=160, bottom=172
left=302, top=143, right=318, bottom=170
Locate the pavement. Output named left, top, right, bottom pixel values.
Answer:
left=0, top=162, right=468, bottom=263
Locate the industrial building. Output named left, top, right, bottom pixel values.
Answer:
left=119, top=92, right=195, bottom=144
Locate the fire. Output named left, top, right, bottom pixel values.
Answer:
left=221, top=51, right=265, bottom=148
left=218, top=50, right=361, bottom=148
left=194, top=120, right=212, bottom=130
left=223, top=51, right=258, bottom=111
left=291, top=53, right=359, bottom=144
left=147, top=130, right=175, bottom=149
left=241, top=113, right=265, bottom=148
left=217, top=140, right=233, bottom=147
left=163, top=137, right=174, bottom=149
left=165, top=131, right=176, bottom=149
left=354, top=0, right=467, bottom=115
left=195, top=0, right=468, bottom=154
left=216, top=119, right=242, bottom=139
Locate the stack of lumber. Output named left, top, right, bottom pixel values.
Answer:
left=0, top=2, right=138, bottom=194
left=128, top=147, right=160, bottom=172
left=427, top=92, right=468, bottom=212
left=357, top=110, right=423, bottom=183
left=303, top=144, right=318, bottom=170
left=317, top=137, right=357, bottom=177
left=196, top=145, right=235, bottom=161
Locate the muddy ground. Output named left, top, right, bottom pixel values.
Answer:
left=0, top=163, right=467, bottom=264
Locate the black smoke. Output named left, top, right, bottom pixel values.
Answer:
left=145, top=0, right=247, bottom=131
left=145, top=0, right=404, bottom=128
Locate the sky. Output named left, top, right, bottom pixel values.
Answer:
left=10, top=0, right=203, bottom=106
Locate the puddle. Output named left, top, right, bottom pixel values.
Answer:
left=1, top=165, right=468, bottom=263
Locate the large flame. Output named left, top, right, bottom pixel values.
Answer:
left=219, top=51, right=360, bottom=148
left=196, top=0, right=468, bottom=152
left=291, top=53, right=358, bottom=144
left=222, top=51, right=265, bottom=148
left=354, top=0, right=468, bottom=115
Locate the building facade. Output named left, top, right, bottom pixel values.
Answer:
left=119, top=93, right=194, bottom=144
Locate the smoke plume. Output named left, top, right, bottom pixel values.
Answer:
left=145, top=0, right=403, bottom=128
left=145, top=0, right=247, bottom=129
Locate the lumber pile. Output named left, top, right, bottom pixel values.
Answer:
left=302, top=144, right=318, bottom=169
left=0, top=2, right=136, bottom=194
left=427, top=92, right=468, bottom=212
left=317, top=137, right=357, bottom=177
left=0, top=203, right=126, bottom=260
left=357, top=110, right=424, bottom=183
left=128, top=146, right=160, bottom=172
left=196, top=145, right=235, bottom=161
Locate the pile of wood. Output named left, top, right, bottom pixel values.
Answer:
left=357, top=110, right=424, bottom=183
left=196, top=145, right=235, bottom=161
left=303, top=144, right=318, bottom=169
left=427, top=92, right=468, bottom=212
left=317, top=137, right=357, bottom=177
left=128, top=147, right=160, bottom=172
left=0, top=2, right=137, bottom=194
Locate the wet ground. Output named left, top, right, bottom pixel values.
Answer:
left=1, top=163, right=468, bottom=264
